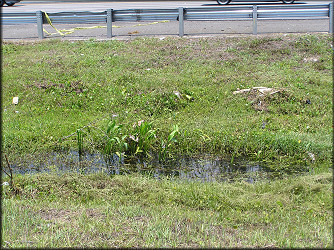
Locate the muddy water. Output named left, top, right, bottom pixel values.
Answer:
left=10, top=151, right=309, bottom=183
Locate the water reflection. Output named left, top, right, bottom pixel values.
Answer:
left=9, top=151, right=308, bottom=183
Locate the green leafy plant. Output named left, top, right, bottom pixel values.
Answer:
left=127, top=120, right=156, bottom=157
left=182, top=90, right=194, bottom=102
left=159, top=124, right=180, bottom=161
left=104, top=120, right=128, bottom=160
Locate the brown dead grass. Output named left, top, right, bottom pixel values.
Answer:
left=37, top=207, right=106, bottom=223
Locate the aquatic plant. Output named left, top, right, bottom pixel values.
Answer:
left=76, top=129, right=84, bottom=157
left=104, top=120, right=128, bottom=160
left=126, top=120, right=156, bottom=157
left=159, top=124, right=180, bottom=161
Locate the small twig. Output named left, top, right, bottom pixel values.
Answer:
left=60, top=114, right=109, bottom=141
left=88, top=125, right=109, bottom=139
left=2, top=168, right=11, bottom=178
left=264, top=244, right=277, bottom=248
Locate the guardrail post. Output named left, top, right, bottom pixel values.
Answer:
left=252, top=5, right=258, bottom=35
left=329, top=2, right=333, bottom=34
left=107, top=9, right=113, bottom=38
left=178, top=7, right=184, bottom=37
left=36, top=10, right=44, bottom=39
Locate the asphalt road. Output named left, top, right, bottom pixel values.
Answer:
left=2, top=1, right=332, bottom=40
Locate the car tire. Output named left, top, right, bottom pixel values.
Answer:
left=282, top=0, right=295, bottom=3
left=0, top=0, right=5, bottom=7
left=5, top=1, right=16, bottom=6
left=217, top=0, right=231, bottom=5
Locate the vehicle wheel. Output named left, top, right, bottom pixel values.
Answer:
left=217, top=0, right=231, bottom=5
left=282, top=0, right=295, bottom=3
left=0, top=0, right=5, bottom=7
left=5, top=1, right=16, bottom=6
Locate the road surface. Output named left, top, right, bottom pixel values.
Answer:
left=2, top=1, right=332, bottom=40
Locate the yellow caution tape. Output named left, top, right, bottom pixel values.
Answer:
left=42, top=11, right=170, bottom=37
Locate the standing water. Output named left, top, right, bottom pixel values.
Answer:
left=9, top=151, right=309, bottom=183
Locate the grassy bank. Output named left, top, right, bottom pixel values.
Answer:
left=2, top=34, right=332, bottom=167
left=1, top=34, right=333, bottom=247
left=2, top=171, right=332, bottom=248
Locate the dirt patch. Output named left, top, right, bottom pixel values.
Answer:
left=233, top=87, right=285, bottom=112
left=121, top=37, right=239, bottom=65
left=234, top=86, right=309, bottom=114
left=26, top=80, right=84, bottom=94
left=38, top=208, right=106, bottom=223
left=85, top=208, right=106, bottom=219
left=38, top=208, right=80, bottom=222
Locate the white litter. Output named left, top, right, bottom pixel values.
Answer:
left=173, top=91, right=182, bottom=99
left=307, top=152, right=316, bottom=162
left=13, top=97, right=18, bottom=105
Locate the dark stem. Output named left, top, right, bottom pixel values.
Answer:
left=4, top=154, right=14, bottom=188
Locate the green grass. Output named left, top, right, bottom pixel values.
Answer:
left=1, top=34, right=333, bottom=247
left=2, top=34, right=332, bottom=167
left=2, top=170, right=332, bottom=248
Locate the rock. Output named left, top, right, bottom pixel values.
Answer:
left=303, top=57, right=318, bottom=62
left=233, top=87, right=281, bottom=96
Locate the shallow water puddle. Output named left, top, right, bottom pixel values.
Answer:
left=10, top=151, right=309, bottom=183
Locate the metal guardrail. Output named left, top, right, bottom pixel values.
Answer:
left=44, top=11, right=108, bottom=24
left=2, top=12, right=38, bottom=24
left=1, top=3, right=333, bottom=39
